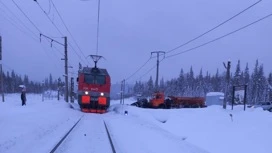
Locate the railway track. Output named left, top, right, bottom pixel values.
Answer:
left=49, top=115, right=116, bottom=153
left=103, top=121, right=116, bottom=153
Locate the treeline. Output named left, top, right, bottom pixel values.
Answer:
left=133, top=60, right=272, bottom=104
left=0, top=70, right=64, bottom=93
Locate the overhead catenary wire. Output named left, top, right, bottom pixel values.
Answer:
left=47, top=0, right=52, bottom=14
left=0, top=13, right=63, bottom=69
left=50, top=44, right=64, bottom=56
left=133, top=3, right=269, bottom=83
left=2, top=0, right=64, bottom=70
left=96, top=0, right=101, bottom=55
left=49, top=0, right=90, bottom=65
left=167, top=0, right=262, bottom=54
left=125, top=57, right=154, bottom=81
left=2, top=0, right=63, bottom=56
left=4, top=0, right=80, bottom=79
left=124, top=0, right=263, bottom=83
left=165, top=12, right=272, bottom=59
left=0, top=0, right=38, bottom=39
left=40, top=44, right=63, bottom=70
left=137, top=64, right=156, bottom=81
left=68, top=42, right=88, bottom=65
left=0, top=7, right=38, bottom=41
left=35, top=0, right=89, bottom=66
left=1, top=0, right=76, bottom=82
left=136, top=58, right=164, bottom=82
left=35, top=1, right=64, bottom=36
left=11, top=0, right=42, bottom=33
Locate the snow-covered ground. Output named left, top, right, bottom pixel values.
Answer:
left=0, top=94, right=271, bottom=153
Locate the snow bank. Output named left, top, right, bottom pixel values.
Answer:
left=1, top=95, right=271, bottom=153
left=161, top=105, right=272, bottom=153
left=0, top=94, right=82, bottom=153
left=105, top=104, right=208, bottom=153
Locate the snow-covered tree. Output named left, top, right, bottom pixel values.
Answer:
left=257, top=64, right=266, bottom=102
left=268, top=72, right=272, bottom=101
left=159, top=78, right=165, bottom=92
left=177, top=68, right=185, bottom=96
left=147, top=76, right=154, bottom=95
left=234, top=60, right=242, bottom=85
left=49, top=74, right=53, bottom=89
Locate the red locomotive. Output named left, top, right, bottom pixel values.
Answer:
left=77, top=55, right=111, bottom=113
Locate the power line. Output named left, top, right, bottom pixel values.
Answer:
left=47, top=0, right=52, bottom=14
left=50, top=44, right=64, bottom=56
left=96, top=0, right=101, bottom=55
left=0, top=7, right=38, bottom=41
left=165, top=12, right=272, bottom=59
left=35, top=0, right=89, bottom=66
left=1, top=1, right=63, bottom=70
left=125, top=49, right=171, bottom=82
left=11, top=0, right=42, bottom=33
left=138, top=65, right=156, bottom=81
left=136, top=58, right=165, bottom=82
left=125, top=0, right=263, bottom=83
left=50, top=0, right=89, bottom=65
left=35, top=0, right=64, bottom=36
left=3, top=1, right=61, bottom=49
left=67, top=42, right=88, bottom=66
left=1, top=0, right=67, bottom=77
left=0, top=13, right=63, bottom=69
left=0, top=1, right=38, bottom=39
left=167, top=0, right=262, bottom=54
left=41, top=44, right=63, bottom=70
left=0, top=12, right=60, bottom=62
left=134, top=8, right=270, bottom=83
left=125, top=57, right=153, bottom=81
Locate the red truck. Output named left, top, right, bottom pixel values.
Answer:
left=132, top=92, right=206, bottom=109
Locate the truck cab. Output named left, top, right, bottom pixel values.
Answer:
left=150, top=92, right=165, bottom=108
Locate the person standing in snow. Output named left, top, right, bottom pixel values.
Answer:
left=21, top=88, right=26, bottom=106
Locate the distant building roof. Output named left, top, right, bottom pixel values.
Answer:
left=206, top=92, right=224, bottom=96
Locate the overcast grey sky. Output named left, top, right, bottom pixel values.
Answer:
left=0, top=0, right=271, bottom=84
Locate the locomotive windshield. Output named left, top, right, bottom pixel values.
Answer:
left=84, top=74, right=106, bottom=85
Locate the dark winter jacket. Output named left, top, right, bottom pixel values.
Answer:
left=21, top=92, right=26, bottom=102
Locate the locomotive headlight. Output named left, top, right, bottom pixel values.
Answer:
left=85, top=91, right=89, bottom=95
left=100, top=92, right=104, bottom=96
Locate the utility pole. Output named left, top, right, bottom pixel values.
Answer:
left=42, top=81, right=44, bottom=101
left=223, top=60, right=231, bottom=109
left=151, top=51, right=165, bottom=91
left=123, top=79, right=125, bottom=104
left=57, top=78, right=61, bottom=101
left=64, top=37, right=68, bottom=102
left=70, top=77, right=74, bottom=103
left=120, top=79, right=125, bottom=104
left=40, top=34, right=68, bottom=102
left=0, top=35, right=4, bottom=102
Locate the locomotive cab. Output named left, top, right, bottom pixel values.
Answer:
left=77, top=55, right=111, bottom=113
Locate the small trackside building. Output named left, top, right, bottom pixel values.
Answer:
left=205, top=92, right=224, bottom=106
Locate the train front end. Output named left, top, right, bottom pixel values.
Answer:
left=77, top=67, right=111, bottom=113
